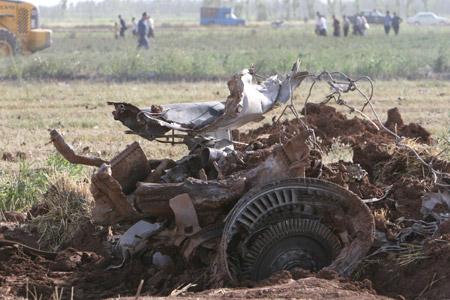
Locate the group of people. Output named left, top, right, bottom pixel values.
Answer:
left=114, top=13, right=155, bottom=49
left=316, top=11, right=402, bottom=37
left=383, top=11, right=403, bottom=35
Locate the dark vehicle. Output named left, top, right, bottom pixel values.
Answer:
left=200, top=7, right=246, bottom=26
left=348, top=10, right=385, bottom=24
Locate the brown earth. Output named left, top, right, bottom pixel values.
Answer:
left=0, top=104, right=449, bottom=300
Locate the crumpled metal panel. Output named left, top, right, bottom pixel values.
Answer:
left=110, top=141, right=150, bottom=195
left=109, top=60, right=308, bottom=146
left=159, top=101, right=225, bottom=127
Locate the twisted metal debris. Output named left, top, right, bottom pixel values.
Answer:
left=49, top=60, right=449, bottom=281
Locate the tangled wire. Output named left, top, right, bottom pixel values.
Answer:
left=280, top=69, right=450, bottom=189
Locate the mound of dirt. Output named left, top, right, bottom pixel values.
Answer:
left=237, top=103, right=431, bottom=149
left=0, top=222, right=40, bottom=248
left=385, top=108, right=431, bottom=144
left=367, top=233, right=450, bottom=300
left=189, top=276, right=392, bottom=300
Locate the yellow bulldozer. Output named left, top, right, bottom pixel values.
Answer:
left=0, top=0, right=51, bottom=56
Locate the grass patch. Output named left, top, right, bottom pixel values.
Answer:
left=374, top=138, right=450, bottom=183
left=0, top=79, right=448, bottom=174
left=33, top=171, right=92, bottom=251
left=322, top=138, right=354, bottom=164
left=0, top=153, right=84, bottom=213
left=395, top=244, right=429, bottom=267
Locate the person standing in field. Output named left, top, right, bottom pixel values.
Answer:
left=392, top=12, right=402, bottom=35
left=353, top=13, right=362, bottom=35
left=147, top=15, right=155, bottom=38
left=384, top=11, right=392, bottom=35
left=137, top=12, right=150, bottom=49
left=361, top=15, right=368, bottom=36
left=342, top=15, right=350, bottom=37
left=118, top=15, right=127, bottom=38
left=332, top=15, right=340, bottom=37
left=315, top=11, right=321, bottom=35
left=316, top=14, right=327, bottom=36
left=131, top=17, right=138, bottom=36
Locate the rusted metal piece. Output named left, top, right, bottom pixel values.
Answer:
left=134, top=176, right=246, bottom=222
left=0, top=239, right=57, bottom=259
left=90, top=165, right=142, bottom=225
left=181, top=224, right=224, bottom=260
left=145, top=159, right=171, bottom=183
left=169, top=193, right=201, bottom=246
left=243, top=135, right=310, bottom=189
left=50, top=129, right=109, bottom=167
left=110, top=141, right=150, bottom=194
left=170, top=193, right=201, bottom=235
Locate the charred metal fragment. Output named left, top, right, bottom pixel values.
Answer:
left=108, top=60, right=309, bottom=149
left=243, top=135, right=310, bottom=189
left=169, top=193, right=202, bottom=246
left=110, top=141, right=150, bottom=194
left=50, top=129, right=109, bottom=167
left=218, top=177, right=374, bottom=281
left=134, top=176, right=246, bottom=223
left=90, top=165, right=142, bottom=225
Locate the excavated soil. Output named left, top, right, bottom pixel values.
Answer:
left=1, top=104, right=449, bottom=300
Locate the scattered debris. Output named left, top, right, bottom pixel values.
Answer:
left=0, top=62, right=449, bottom=300
left=107, top=220, right=161, bottom=269
left=422, top=189, right=450, bottom=222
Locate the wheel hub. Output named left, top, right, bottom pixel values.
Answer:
left=218, top=178, right=375, bottom=281
left=243, top=219, right=340, bottom=281
left=0, top=40, right=13, bottom=56
left=270, top=244, right=323, bottom=273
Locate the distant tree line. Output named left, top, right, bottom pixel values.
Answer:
left=40, top=0, right=450, bottom=22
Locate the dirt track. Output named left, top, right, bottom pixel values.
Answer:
left=1, top=104, right=449, bottom=300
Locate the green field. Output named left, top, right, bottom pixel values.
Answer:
left=1, top=22, right=450, bottom=81
left=1, top=23, right=449, bottom=212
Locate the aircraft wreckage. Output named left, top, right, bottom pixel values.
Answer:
left=51, top=60, right=375, bottom=282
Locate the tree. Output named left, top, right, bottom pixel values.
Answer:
left=256, top=0, right=268, bottom=21
left=60, top=0, right=67, bottom=17
left=244, top=0, right=250, bottom=20
left=432, top=0, right=441, bottom=12
left=405, top=0, right=416, bottom=17
left=202, top=0, right=222, bottom=6
left=234, top=1, right=244, bottom=18
left=305, top=0, right=316, bottom=19
left=292, top=0, right=300, bottom=19
left=284, top=0, right=291, bottom=20
left=327, top=0, right=336, bottom=16
left=354, top=0, right=361, bottom=13
left=373, top=0, right=382, bottom=11
left=395, top=0, right=401, bottom=14
left=421, top=0, right=430, bottom=11
left=87, top=0, right=94, bottom=21
left=339, top=0, right=347, bottom=17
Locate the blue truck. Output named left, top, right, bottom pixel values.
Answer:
left=200, top=7, right=247, bottom=26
